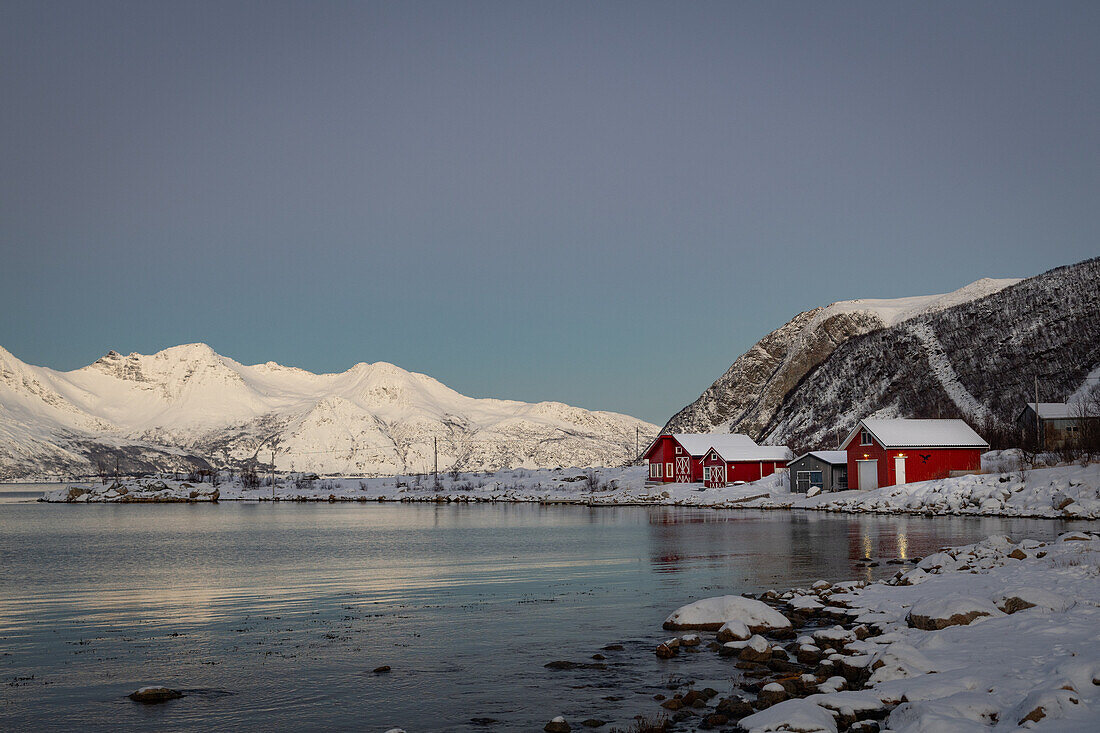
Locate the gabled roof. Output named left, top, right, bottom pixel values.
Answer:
left=671, top=433, right=758, bottom=457
left=841, top=418, right=988, bottom=450
left=707, top=444, right=793, bottom=463
left=1021, top=402, right=1088, bottom=420
left=788, top=450, right=848, bottom=466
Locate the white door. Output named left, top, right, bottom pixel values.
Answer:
left=674, top=456, right=692, bottom=483
left=707, top=464, right=725, bottom=487
left=894, top=456, right=906, bottom=485
left=857, top=460, right=878, bottom=491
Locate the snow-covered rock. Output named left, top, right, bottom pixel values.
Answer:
left=994, top=587, right=1071, bottom=614
left=722, top=530, right=1100, bottom=733
left=716, top=620, right=752, bottom=642
left=906, top=595, right=1003, bottom=630
left=663, top=595, right=791, bottom=632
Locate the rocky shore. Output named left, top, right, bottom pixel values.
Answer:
left=595, top=529, right=1100, bottom=732
left=36, top=457, right=1100, bottom=520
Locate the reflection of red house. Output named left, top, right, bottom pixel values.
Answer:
left=642, top=433, right=792, bottom=487
left=841, top=418, right=987, bottom=491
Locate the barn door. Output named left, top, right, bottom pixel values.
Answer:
left=674, top=456, right=692, bottom=483
left=706, top=464, right=726, bottom=488
left=857, top=460, right=878, bottom=491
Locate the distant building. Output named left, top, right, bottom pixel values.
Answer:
left=787, top=451, right=848, bottom=493
left=642, top=433, right=792, bottom=486
left=1017, top=402, right=1099, bottom=450
left=841, top=418, right=988, bottom=491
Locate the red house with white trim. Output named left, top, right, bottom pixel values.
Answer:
left=841, top=418, right=988, bottom=491
left=642, top=433, right=792, bottom=487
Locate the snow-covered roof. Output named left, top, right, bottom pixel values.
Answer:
left=788, top=450, right=848, bottom=466
left=841, top=419, right=988, bottom=449
left=672, top=433, right=758, bottom=457
left=1023, top=402, right=1087, bottom=420
left=709, top=444, right=793, bottom=463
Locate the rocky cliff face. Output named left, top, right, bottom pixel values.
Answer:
left=665, top=261, right=1100, bottom=452
left=664, top=307, right=887, bottom=438
left=763, top=258, right=1100, bottom=451
left=0, top=345, right=658, bottom=480
left=664, top=276, right=1025, bottom=445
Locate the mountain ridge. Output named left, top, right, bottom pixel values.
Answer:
left=665, top=259, right=1099, bottom=452
left=0, top=345, right=657, bottom=480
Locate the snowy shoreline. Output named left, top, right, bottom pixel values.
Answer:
left=633, top=529, right=1100, bottom=732
left=37, top=455, right=1100, bottom=521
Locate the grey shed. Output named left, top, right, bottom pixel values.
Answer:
left=787, top=451, right=849, bottom=493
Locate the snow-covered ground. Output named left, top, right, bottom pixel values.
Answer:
left=723, top=530, right=1100, bottom=732
left=40, top=453, right=1100, bottom=520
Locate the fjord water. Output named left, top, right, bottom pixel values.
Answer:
left=0, top=486, right=1089, bottom=732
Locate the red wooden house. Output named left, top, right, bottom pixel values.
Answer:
left=841, top=418, right=987, bottom=490
left=642, top=433, right=792, bottom=487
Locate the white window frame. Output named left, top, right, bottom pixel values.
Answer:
left=796, top=470, right=824, bottom=492
left=666, top=462, right=674, bottom=478
left=650, top=462, right=662, bottom=479
left=703, top=466, right=711, bottom=482
left=860, top=430, right=873, bottom=446
left=675, top=446, right=682, bottom=454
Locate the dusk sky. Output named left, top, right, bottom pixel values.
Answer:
left=2, top=1, right=1098, bottom=424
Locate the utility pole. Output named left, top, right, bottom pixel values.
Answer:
left=635, top=427, right=639, bottom=463
left=1035, top=375, right=1041, bottom=450
left=433, top=437, right=439, bottom=487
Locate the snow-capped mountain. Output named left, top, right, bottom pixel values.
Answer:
left=665, top=257, right=1100, bottom=452
left=0, top=344, right=658, bottom=479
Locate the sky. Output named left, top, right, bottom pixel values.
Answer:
left=2, top=1, right=1098, bottom=425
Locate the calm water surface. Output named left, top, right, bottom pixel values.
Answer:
left=1, top=484, right=1093, bottom=731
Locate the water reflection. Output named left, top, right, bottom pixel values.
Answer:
left=0, top=494, right=1093, bottom=732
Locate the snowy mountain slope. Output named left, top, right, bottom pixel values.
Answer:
left=667, top=258, right=1098, bottom=453
left=0, top=345, right=658, bottom=479
left=664, top=277, right=1020, bottom=439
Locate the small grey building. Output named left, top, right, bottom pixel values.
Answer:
left=1017, top=402, right=1098, bottom=450
left=787, top=451, right=848, bottom=493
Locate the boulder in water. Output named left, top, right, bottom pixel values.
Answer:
left=128, top=686, right=182, bottom=703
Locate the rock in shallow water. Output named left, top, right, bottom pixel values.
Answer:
left=128, top=686, right=182, bottom=703
left=663, top=595, right=791, bottom=632
left=544, top=716, right=571, bottom=732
